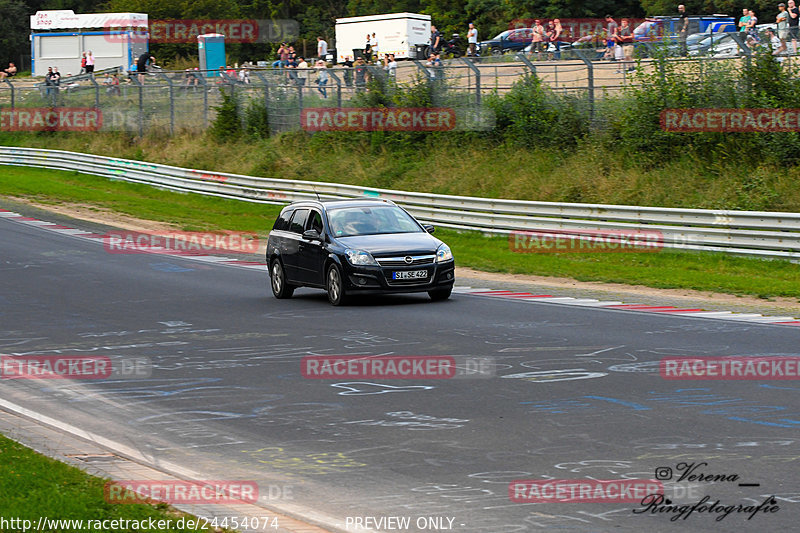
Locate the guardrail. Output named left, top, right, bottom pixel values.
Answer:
left=2, top=145, right=799, bottom=259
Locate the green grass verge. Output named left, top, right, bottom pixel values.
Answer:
left=0, top=434, right=212, bottom=531
left=2, top=164, right=799, bottom=300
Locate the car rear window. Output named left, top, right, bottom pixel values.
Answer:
left=273, top=209, right=293, bottom=231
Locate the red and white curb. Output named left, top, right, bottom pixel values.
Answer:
left=452, top=288, right=800, bottom=327
left=0, top=209, right=265, bottom=270
left=5, top=208, right=800, bottom=327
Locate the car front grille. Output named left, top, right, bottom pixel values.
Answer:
left=375, top=254, right=436, bottom=267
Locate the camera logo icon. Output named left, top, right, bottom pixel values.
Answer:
left=655, top=467, right=673, bottom=480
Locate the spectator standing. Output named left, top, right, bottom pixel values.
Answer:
left=531, top=20, right=545, bottom=60
left=85, top=51, right=95, bottom=75
left=739, top=8, right=750, bottom=32
left=383, top=54, right=397, bottom=77
left=341, top=56, right=354, bottom=87
left=296, top=57, right=309, bottom=86
left=0, top=62, right=16, bottom=80
left=286, top=55, right=298, bottom=84
left=431, top=25, right=442, bottom=53
left=371, top=33, right=380, bottom=59
left=317, top=36, right=328, bottom=60
left=467, top=23, right=478, bottom=56
left=354, top=57, right=367, bottom=91
left=239, top=67, right=250, bottom=83
left=272, top=43, right=289, bottom=68
left=80, top=52, right=87, bottom=75
left=788, top=0, right=800, bottom=53
left=678, top=5, right=689, bottom=56
left=136, top=53, right=154, bottom=84
left=552, top=19, right=563, bottom=59
left=364, top=34, right=373, bottom=62
left=105, top=73, right=120, bottom=95
left=316, top=60, right=328, bottom=97
left=617, top=18, right=635, bottom=71
left=746, top=10, right=758, bottom=38
left=605, top=15, right=618, bottom=60
left=777, top=3, right=790, bottom=54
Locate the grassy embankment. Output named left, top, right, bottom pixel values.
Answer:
left=1, top=130, right=799, bottom=300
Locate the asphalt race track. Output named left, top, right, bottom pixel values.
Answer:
left=2, top=211, right=800, bottom=533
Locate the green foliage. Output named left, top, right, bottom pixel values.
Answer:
left=243, top=96, right=270, bottom=138
left=209, top=88, right=241, bottom=141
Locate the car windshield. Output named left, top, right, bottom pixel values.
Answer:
left=327, top=205, right=422, bottom=237
left=492, top=31, right=511, bottom=40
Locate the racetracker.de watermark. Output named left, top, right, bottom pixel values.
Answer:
left=103, top=231, right=261, bottom=255
left=301, top=108, right=456, bottom=132
left=0, top=108, right=102, bottom=132
left=661, top=356, right=800, bottom=380
left=661, top=109, right=800, bottom=132
left=509, top=479, right=663, bottom=503
left=509, top=229, right=664, bottom=253
left=0, top=355, right=151, bottom=379
left=301, top=356, right=495, bottom=379
left=102, top=19, right=298, bottom=43
left=104, top=480, right=259, bottom=505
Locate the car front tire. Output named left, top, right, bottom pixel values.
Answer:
left=428, top=287, right=452, bottom=301
left=270, top=259, right=295, bottom=299
left=326, top=264, right=348, bottom=306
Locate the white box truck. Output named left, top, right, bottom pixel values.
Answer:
left=335, top=12, right=431, bottom=62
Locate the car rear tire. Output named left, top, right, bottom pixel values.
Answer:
left=326, top=264, right=348, bottom=306
left=491, top=47, right=502, bottom=56
left=270, top=259, right=295, bottom=299
left=428, top=288, right=452, bottom=301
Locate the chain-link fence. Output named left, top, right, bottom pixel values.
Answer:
left=1, top=41, right=796, bottom=136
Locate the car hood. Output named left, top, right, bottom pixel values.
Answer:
left=337, top=232, right=443, bottom=255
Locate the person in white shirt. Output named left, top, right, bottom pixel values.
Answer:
left=371, top=33, right=379, bottom=59
left=467, top=23, right=478, bottom=56
left=383, top=54, right=397, bottom=77
left=296, top=57, right=309, bottom=86
left=317, top=36, right=328, bottom=60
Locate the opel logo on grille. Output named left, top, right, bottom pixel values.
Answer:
left=404, top=256, right=414, bottom=264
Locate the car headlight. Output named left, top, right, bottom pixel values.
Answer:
left=345, top=248, right=378, bottom=266
left=436, top=244, right=453, bottom=263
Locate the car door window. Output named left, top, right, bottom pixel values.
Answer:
left=306, top=210, right=323, bottom=234
left=273, top=209, right=293, bottom=231
left=288, top=209, right=309, bottom=234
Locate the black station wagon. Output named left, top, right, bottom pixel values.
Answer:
left=266, top=199, right=455, bottom=305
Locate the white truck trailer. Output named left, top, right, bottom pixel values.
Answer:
left=335, top=12, right=431, bottom=62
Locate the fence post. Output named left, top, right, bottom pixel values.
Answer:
left=192, top=71, right=209, bottom=130
left=327, top=69, right=343, bottom=108
left=2, top=80, right=13, bottom=110
left=157, top=72, right=175, bottom=135
left=573, top=50, right=594, bottom=119
left=128, top=73, right=144, bottom=137
left=514, top=53, right=537, bottom=76
left=459, top=57, right=481, bottom=105
left=87, top=75, right=100, bottom=109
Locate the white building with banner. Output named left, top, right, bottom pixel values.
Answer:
left=30, top=10, right=149, bottom=77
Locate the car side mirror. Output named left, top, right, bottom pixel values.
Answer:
left=302, top=229, right=322, bottom=241
left=423, top=224, right=435, bottom=234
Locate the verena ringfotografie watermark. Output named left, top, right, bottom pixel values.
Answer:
left=301, top=356, right=495, bottom=379
left=0, top=355, right=151, bottom=379
left=661, top=356, right=800, bottom=380
left=0, top=108, right=102, bottom=132
left=103, top=231, right=261, bottom=254
left=510, top=229, right=664, bottom=253
left=104, top=480, right=259, bottom=505
left=661, top=109, right=800, bottom=132
left=509, top=479, right=663, bottom=503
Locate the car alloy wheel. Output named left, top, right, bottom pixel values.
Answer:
left=270, top=260, right=294, bottom=299
left=326, top=264, right=347, bottom=306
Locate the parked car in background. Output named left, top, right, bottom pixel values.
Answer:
left=480, top=28, right=534, bottom=55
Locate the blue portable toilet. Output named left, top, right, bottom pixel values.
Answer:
left=198, top=33, right=226, bottom=77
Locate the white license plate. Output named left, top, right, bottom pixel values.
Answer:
left=392, top=270, right=428, bottom=280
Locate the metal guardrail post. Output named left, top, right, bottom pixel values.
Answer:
left=514, top=53, right=537, bottom=76
left=157, top=73, right=175, bottom=135
left=2, top=80, right=13, bottom=110
left=729, top=32, right=753, bottom=70
left=459, top=57, right=481, bottom=105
